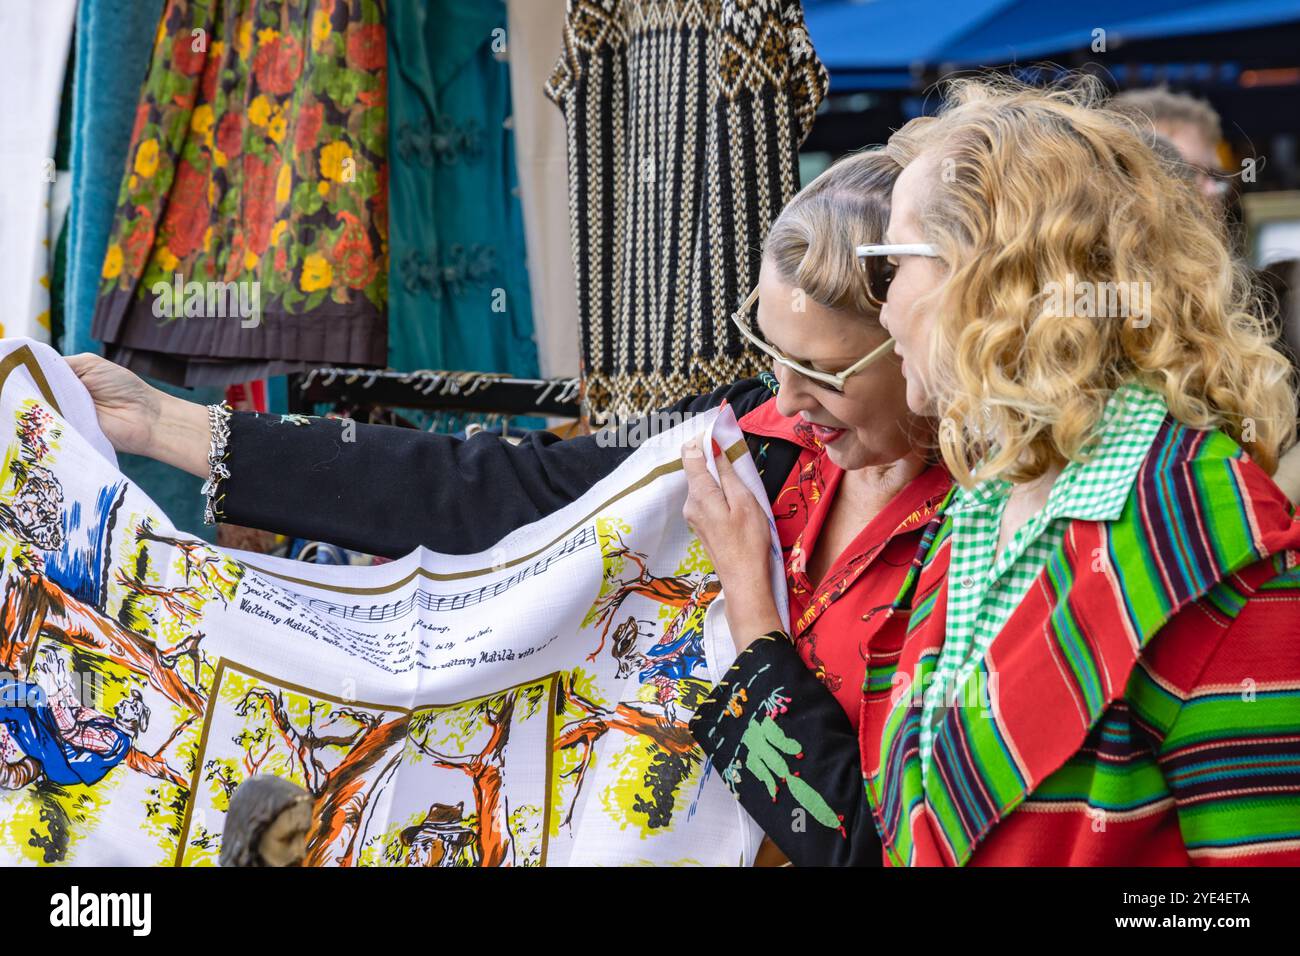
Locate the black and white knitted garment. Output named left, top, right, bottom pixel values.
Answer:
left=545, top=0, right=827, bottom=422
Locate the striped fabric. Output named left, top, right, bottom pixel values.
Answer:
left=544, top=0, right=827, bottom=422
left=862, top=417, right=1300, bottom=866
left=921, top=382, right=1170, bottom=783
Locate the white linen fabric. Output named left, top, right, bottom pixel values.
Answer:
left=0, top=338, right=780, bottom=866
left=506, top=0, right=581, bottom=380
left=0, top=2, right=78, bottom=342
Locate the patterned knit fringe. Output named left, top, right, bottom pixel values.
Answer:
left=546, top=0, right=827, bottom=423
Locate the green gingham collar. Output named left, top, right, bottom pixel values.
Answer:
left=948, top=381, right=1170, bottom=523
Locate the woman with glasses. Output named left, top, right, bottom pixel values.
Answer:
left=678, top=141, right=953, bottom=865
left=65, top=146, right=944, bottom=865
left=686, top=75, right=1300, bottom=866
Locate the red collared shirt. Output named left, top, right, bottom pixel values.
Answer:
left=739, top=399, right=951, bottom=728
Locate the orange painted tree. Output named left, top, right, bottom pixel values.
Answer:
left=232, top=687, right=410, bottom=867
left=406, top=683, right=549, bottom=867
left=583, top=532, right=720, bottom=660
left=553, top=671, right=701, bottom=830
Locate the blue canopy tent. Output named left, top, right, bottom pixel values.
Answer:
left=799, top=0, right=1011, bottom=88
left=804, top=0, right=1300, bottom=90
left=799, top=0, right=1300, bottom=188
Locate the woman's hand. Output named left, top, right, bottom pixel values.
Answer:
left=64, top=353, right=162, bottom=456
left=681, top=438, right=784, bottom=652
left=64, top=353, right=212, bottom=477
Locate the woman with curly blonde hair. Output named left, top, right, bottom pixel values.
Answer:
left=682, top=74, right=1300, bottom=866
left=860, top=75, right=1300, bottom=866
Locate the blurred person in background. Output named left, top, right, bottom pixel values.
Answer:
left=1113, top=88, right=1300, bottom=502
left=1111, top=86, right=1230, bottom=206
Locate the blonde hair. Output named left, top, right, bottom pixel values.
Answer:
left=893, top=74, right=1295, bottom=484
left=763, top=148, right=900, bottom=320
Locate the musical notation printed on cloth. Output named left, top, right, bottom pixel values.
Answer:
left=303, top=526, right=598, bottom=622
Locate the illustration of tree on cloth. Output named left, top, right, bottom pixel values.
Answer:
left=556, top=524, right=724, bottom=838
left=192, top=671, right=408, bottom=867
left=582, top=519, right=720, bottom=666
left=0, top=401, right=239, bottom=861
left=370, top=681, right=550, bottom=867
left=551, top=666, right=704, bottom=839
left=585, top=521, right=718, bottom=728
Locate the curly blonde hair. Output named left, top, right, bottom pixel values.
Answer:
left=893, top=74, right=1295, bottom=484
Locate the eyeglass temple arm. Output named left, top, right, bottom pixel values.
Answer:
left=843, top=336, right=896, bottom=377
left=737, top=285, right=896, bottom=375
left=855, top=243, right=939, bottom=257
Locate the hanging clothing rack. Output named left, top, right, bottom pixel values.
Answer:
left=290, top=367, right=584, bottom=418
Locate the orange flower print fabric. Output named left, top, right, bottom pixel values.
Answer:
left=92, top=0, right=389, bottom=387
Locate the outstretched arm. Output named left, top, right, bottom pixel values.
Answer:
left=218, top=376, right=775, bottom=557
left=64, top=353, right=775, bottom=557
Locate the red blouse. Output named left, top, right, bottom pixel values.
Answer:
left=738, top=399, right=952, bottom=729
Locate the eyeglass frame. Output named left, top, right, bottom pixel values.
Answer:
left=728, top=243, right=940, bottom=393
left=857, top=242, right=943, bottom=310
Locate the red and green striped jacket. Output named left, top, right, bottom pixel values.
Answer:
left=692, top=416, right=1300, bottom=865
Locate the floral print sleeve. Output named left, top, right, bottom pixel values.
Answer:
left=688, top=632, right=884, bottom=866
left=92, top=0, right=389, bottom=386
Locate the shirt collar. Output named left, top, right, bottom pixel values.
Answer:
left=948, top=382, right=1169, bottom=522
left=736, top=396, right=831, bottom=452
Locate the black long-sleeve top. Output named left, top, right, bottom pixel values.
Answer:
left=222, top=378, right=794, bottom=557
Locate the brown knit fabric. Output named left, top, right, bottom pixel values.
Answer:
left=545, top=0, right=826, bottom=422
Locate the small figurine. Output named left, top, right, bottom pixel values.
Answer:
left=219, top=775, right=313, bottom=867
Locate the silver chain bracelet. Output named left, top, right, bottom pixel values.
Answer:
left=201, top=403, right=233, bottom=525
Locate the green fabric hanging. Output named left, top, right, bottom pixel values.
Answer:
left=386, top=0, right=539, bottom=381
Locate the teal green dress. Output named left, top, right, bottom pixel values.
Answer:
left=386, top=0, right=538, bottom=379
